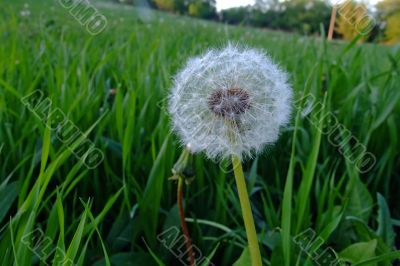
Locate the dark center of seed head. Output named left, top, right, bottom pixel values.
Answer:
left=207, top=88, right=251, bottom=119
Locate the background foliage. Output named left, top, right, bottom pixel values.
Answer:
left=377, top=0, right=400, bottom=44
left=122, top=0, right=400, bottom=43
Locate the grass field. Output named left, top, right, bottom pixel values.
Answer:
left=0, top=0, right=399, bottom=265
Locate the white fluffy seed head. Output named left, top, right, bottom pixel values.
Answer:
left=168, top=44, right=293, bottom=161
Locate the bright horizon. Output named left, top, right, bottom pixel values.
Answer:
left=216, top=0, right=255, bottom=11
left=216, top=0, right=381, bottom=11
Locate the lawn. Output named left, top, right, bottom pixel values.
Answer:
left=0, top=0, right=399, bottom=265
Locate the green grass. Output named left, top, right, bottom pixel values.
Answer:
left=0, top=0, right=399, bottom=265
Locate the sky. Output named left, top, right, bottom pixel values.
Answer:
left=216, top=0, right=381, bottom=11
left=216, top=0, right=255, bottom=11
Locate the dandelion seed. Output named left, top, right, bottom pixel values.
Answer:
left=168, top=44, right=293, bottom=161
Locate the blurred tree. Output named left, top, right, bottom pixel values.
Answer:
left=221, top=7, right=251, bottom=25
left=384, top=13, right=400, bottom=43
left=188, top=0, right=217, bottom=19
left=153, top=0, right=175, bottom=11
left=174, top=0, right=188, bottom=14
left=377, top=0, right=400, bottom=44
left=253, top=0, right=331, bottom=34
left=221, top=0, right=331, bottom=34
left=254, top=0, right=281, bottom=11
left=336, top=0, right=373, bottom=41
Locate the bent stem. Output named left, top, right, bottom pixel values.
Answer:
left=232, top=155, right=262, bottom=266
left=177, top=176, right=196, bottom=266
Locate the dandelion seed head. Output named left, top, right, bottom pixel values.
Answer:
left=168, top=44, right=293, bottom=161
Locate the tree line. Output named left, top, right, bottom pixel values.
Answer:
left=116, top=0, right=400, bottom=44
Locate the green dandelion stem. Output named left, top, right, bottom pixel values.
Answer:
left=232, top=155, right=262, bottom=266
